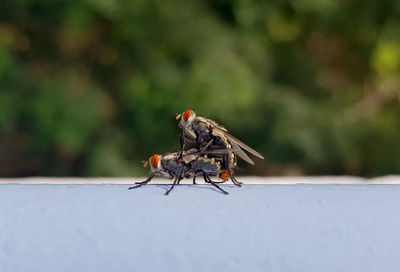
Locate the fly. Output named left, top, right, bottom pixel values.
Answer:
left=128, top=149, right=231, bottom=195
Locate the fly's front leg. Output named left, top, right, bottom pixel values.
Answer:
left=178, top=133, right=185, bottom=160
left=128, top=174, right=155, bottom=190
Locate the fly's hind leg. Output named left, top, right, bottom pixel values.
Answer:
left=128, top=174, right=155, bottom=190
left=200, top=171, right=229, bottom=195
left=193, top=173, right=224, bottom=184
left=228, top=171, right=242, bottom=187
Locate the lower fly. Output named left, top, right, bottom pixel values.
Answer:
left=128, top=149, right=230, bottom=195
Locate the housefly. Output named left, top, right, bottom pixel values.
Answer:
left=128, top=149, right=232, bottom=195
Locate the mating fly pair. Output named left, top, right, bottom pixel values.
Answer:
left=129, top=109, right=264, bottom=195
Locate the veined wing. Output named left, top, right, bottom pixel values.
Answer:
left=222, top=130, right=264, bottom=160
left=230, top=141, right=255, bottom=165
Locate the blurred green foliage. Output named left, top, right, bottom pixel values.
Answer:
left=1, top=0, right=400, bottom=177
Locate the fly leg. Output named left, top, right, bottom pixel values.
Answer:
left=229, top=171, right=242, bottom=187
left=175, top=166, right=187, bottom=185
left=192, top=175, right=197, bottom=184
left=200, top=171, right=229, bottom=195
left=192, top=172, right=222, bottom=184
left=166, top=168, right=184, bottom=195
left=194, top=138, right=214, bottom=158
left=192, top=138, right=215, bottom=162
left=165, top=177, right=181, bottom=195
left=199, top=138, right=213, bottom=153
left=178, top=133, right=185, bottom=160
left=128, top=174, right=155, bottom=190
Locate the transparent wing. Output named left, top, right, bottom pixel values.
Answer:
left=223, top=131, right=264, bottom=160
left=230, top=141, right=255, bottom=165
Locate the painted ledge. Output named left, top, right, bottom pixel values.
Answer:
left=1, top=183, right=400, bottom=272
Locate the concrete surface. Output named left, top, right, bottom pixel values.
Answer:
left=1, top=181, right=400, bottom=272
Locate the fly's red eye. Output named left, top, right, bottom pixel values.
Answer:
left=219, top=170, right=229, bottom=181
left=150, top=154, right=159, bottom=168
left=183, top=109, right=193, bottom=121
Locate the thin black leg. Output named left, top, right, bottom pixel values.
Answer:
left=208, top=178, right=227, bottom=184
left=229, top=172, right=242, bottom=187
left=178, top=134, right=185, bottom=160
left=199, top=138, right=213, bottom=153
left=202, top=172, right=229, bottom=195
left=180, top=134, right=185, bottom=150
left=192, top=138, right=215, bottom=162
left=192, top=175, right=197, bottom=184
left=165, top=177, right=180, bottom=195
left=128, top=174, right=155, bottom=190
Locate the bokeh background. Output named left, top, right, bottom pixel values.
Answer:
left=1, top=0, right=400, bottom=177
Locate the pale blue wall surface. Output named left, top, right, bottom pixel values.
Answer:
left=1, top=184, right=399, bottom=272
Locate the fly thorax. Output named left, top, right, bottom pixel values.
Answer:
left=162, top=158, right=184, bottom=178
left=184, top=128, right=197, bottom=140
left=192, top=121, right=212, bottom=146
